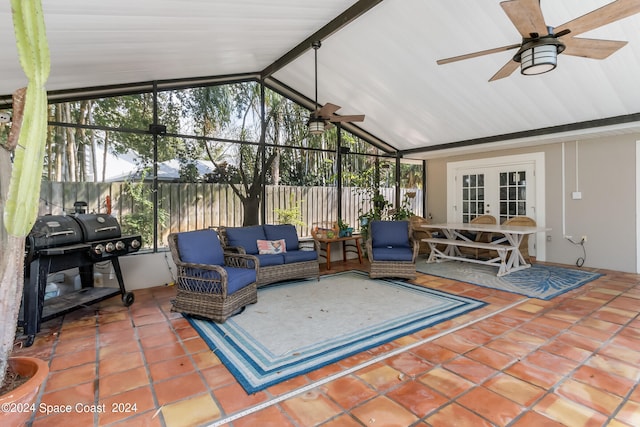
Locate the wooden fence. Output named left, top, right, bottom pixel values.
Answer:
left=38, top=182, right=423, bottom=248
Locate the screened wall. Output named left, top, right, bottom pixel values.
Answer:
left=9, top=79, right=425, bottom=250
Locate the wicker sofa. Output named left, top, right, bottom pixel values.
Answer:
left=219, top=224, right=320, bottom=286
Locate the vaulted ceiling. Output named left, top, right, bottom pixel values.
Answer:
left=1, top=0, right=639, bottom=159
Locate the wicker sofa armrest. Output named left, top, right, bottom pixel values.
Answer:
left=224, top=252, right=259, bottom=269
left=365, top=236, right=373, bottom=262
left=409, top=236, right=419, bottom=262
left=174, top=261, right=229, bottom=296
left=223, top=245, right=247, bottom=254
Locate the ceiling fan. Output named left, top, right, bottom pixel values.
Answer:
left=307, top=40, right=365, bottom=134
left=437, top=0, right=640, bottom=81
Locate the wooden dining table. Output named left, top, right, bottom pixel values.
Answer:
left=422, top=222, right=550, bottom=276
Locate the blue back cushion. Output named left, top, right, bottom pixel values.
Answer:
left=371, top=221, right=410, bottom=248
left=263, top=224, right=299, bottom=252
left=177, top=229, right=224, bottom=265
left=224, top=225, right=267, bottom=255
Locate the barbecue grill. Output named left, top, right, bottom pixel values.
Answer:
left=22, top=211, right=141, bottom=346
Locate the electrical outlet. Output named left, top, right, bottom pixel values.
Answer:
left=581, top=235, right=587, bottom=242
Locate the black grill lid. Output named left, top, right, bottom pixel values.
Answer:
left=28, top=213, right=122, bottom=250
left=29, top=215, right=83, bottom=249
left=74, top=213, right=121, bottom=242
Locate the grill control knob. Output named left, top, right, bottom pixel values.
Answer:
left=105, top=242, right=115, bottom=253
left=131, top=239, right=141, bottom=249
left=115, top=241, right=125, bottom=251
left=94, top=244, right=105, bottom=255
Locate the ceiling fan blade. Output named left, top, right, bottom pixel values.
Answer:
left=437, top=43, right=521, bottom=65
left=554, top=0, right=640, bottom=37
left=317, top=102, right=341, bottom=117
left=500, top=0, right=549, bottom=38
left=329, top=114, right=365, bottom=123
left=562, top=37, right=628, bottom=59
left=489, top=59, right=520, bottom=81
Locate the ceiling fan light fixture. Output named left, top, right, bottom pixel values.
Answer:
left=520, top=43, right=557, bottom=75
left=514, top=35, right=565, bottom=76
left=308, top=117, right=325, bottom=135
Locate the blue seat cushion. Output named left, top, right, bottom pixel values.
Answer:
left=372, top=247, right=414, bottom=262
left=283, top=250, right=318, bottom=263
left=223, top=267, right=257, bottom=294
left=371, top=221, right=411, bottom=249
left=177, top=229, right=224, bottom=265
left=183, top=267, right=255, bottom=295
left=263, top=224, right=299, bottom=252
left=256, top=253, right=285, bottom=267
left=225, top=225, right=267, bottom=255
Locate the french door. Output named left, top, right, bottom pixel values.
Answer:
left=458, top=166, right=534, bottom=224
left=447, top=153, right=545, bottom=259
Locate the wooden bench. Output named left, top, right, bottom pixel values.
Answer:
left=423, top=237, right=517, bottom=277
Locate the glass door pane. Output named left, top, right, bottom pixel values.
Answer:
left=499, top=170, right=527, bottom=223
left=461, top=173, right=485, bottom=223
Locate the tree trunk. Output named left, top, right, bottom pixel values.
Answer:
left=242, top=197, right=261, bottom=226
left=63, top=103, right=77, bottom=181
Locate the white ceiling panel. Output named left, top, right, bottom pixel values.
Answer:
left=273, top=0, right=640, bottom=155
left=0, top=0, right=356, bottom=91
left=1, top=0, right=640, bottom=158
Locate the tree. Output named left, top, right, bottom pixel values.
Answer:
left=187, top=82, right=280, bottom=225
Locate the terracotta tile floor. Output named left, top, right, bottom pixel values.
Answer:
left=12, top=259, right=640, bottom=427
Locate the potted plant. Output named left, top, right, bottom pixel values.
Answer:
left=391, top=193, right=415, bottom=220
left=358, top=192, right=390, bottom=243
left=337, top=218, right=353, bottom=237
left=1, top=0, right=51, bottom=418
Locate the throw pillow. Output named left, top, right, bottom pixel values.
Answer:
left=257, top=239, right=287, bottom=254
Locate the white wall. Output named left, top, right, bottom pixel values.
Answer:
left=427, top=133, right=640, bottom=273
left=98, top=251, right=176, bottom=290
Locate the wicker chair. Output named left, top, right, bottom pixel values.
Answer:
left=491, top=216, right=537, bottom=263
left=459, top=214, right=497, bottom=259
left=366, top=220, right=419, bottom=280
left=409, top=215, right=432, bottom=255
left=168, top=229, right=258, bottom=323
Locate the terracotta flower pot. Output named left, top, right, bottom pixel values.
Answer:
left=0, top=357, right=49, bottom=426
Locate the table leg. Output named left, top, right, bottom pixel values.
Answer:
left=342, top=240, right=347, bottom=262
left=504, top=233, right=526, bottom=269
left=326, top=242, right=332, bottom=271
left=441, top=228, right=461, bottom=257
left=355, top=238, right=363, bottom=263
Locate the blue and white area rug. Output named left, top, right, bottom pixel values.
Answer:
left=417, top=260, right=603, bottom=300
left=187, top=270, right=485, bottom=394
